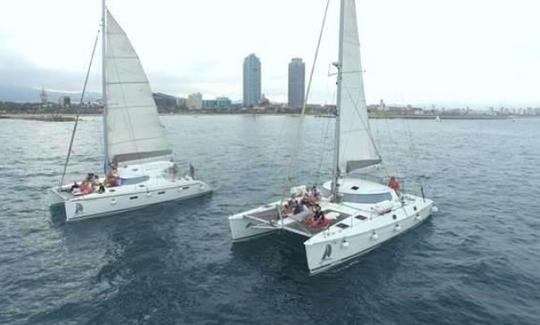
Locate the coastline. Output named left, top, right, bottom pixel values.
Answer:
left=1, top=112, right=536, bottom=122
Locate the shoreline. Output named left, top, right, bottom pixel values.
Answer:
left=1, top=112, right=536, bottom=122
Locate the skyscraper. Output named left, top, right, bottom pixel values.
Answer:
left=243, top=54, right=261, bottom=107
left=288, top=58, right=305, bottom=109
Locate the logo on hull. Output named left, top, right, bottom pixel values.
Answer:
left=321, top=244, right=332, bottom=260
left=75, top=203, right=83, bottom=214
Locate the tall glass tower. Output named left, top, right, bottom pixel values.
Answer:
left=243, top=54, right=261, bottom=107
left=288, top=58, right=305, bottom=109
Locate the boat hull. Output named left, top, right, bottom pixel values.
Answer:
left=305, top=201, right=434, bottom=275
left=49, top=181, right=211, bottom=222
left=229, top=205, right=279, bottom=241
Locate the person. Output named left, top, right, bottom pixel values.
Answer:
left=79, top=180, right=94, bottom=195
left=91, top=174, right=101, bottom=190
left=106, top=171, right=116, bottom=187
left=281, top=203, right=290, bottom=216
left=189, top=164, right=195, bottom=179
left=388, top=176, right=400, bottom=192
left=313, top=205, right=324, bottom=222
left=293, top=201, right=304, bottom=215
left=69, top=181, right=80, bottom=193
left=311, top=185, right=321, bottom=200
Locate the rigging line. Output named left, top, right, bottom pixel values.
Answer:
left=315, top=117, right=333, bottom=186
left=283, top=0, right=331, bottom=200
left=59, top=30, right=100, bottom=187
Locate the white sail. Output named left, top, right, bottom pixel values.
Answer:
left=104, top=11, right=171, bottom=165
left=338, top=0, right=380, bottom=174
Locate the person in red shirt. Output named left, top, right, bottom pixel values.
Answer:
left=388, top=176, right=400, bottom=192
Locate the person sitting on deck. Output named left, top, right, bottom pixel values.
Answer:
left=313, top=204, right=325, bottom=223
left=92, top=174, right=100, bottom=189
left=301, top=195, right=313, bottom=208
left=79, top=180, right=94, bottom=195
left=311, top=185, right=321, bottom=200
left=388, top=176, right=400, bottom=192
left=69, top=181, right=80, bottom=193
left=105, top=169, right=119, bottom=187
left=280, top=203, right=291, bottom=216
left=293, top=201, right=304, bottom=215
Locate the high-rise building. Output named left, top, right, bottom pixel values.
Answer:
left=243, top=54, right=261, bottom=107
left=288, top=58, right=305, bottom=108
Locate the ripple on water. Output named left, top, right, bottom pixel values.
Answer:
left=0, top=117, right=539, bottom=324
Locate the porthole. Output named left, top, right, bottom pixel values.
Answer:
left=392, top=214, right=397, bottom=220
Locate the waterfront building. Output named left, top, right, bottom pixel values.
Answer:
left=216, top=96, right=232, bottom=108
left=58, top=96, right=71, bottom=108
left=202, top=97, right=232, bottom=109
left=243, top=54, right=261, bottom=107
left=288, top=58, right=305, bottom=108
left=176, top=97, right=187, bottom=109
left=187, top=93, right=203, bottom=110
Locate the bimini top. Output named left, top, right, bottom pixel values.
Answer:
left=322, top=178, right=390, bottom=195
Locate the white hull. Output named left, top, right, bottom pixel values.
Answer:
left=49, top=161, right=211, bottom=222
left=305, top=199, right=433, bottom=274
left=229, top=204, right=280, bottom=241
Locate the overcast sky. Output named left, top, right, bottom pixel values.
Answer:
left=1, top=0, right=539, bottom=107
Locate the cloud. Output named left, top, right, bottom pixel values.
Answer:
left=1, top=0, right=539, bottom=107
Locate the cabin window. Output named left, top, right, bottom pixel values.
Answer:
left=158, top=191, right=165, bottom=195
left=130, top=196, right=138, bottom=200
left=355, top=215, right=367, bottom=220
left=121, top=176, right=150, bottom=186
left=336, top=223, right=350, bottom=229
left=342, top=192, right=393, bottom=204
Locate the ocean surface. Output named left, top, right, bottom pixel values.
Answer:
left=0, top=115, right=539, bottom=324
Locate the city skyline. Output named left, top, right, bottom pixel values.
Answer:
left=0, top=0, right=539, bottom=108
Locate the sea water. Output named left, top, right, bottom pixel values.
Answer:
left=0, top=116, right=538, bottom=324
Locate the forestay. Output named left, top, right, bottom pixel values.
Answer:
left=338, top=0, right=380, bottom=173
left=104, top=11, right=171, bottom=165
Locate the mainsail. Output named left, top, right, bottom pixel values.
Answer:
left=337, top=0, right=380, bottom=174
left=104, top=11, right=171, bottom=165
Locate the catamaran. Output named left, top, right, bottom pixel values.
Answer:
left=228, top=0, right=438, bottom=274
left=49, top=0, right=212, bottom=222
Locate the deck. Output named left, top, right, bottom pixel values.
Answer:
left=244, top=206, right=350, bottom=238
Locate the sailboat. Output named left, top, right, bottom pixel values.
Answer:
left=48, top=0, right=212, bottom=222
left=228, top=0, right=437, bottom=274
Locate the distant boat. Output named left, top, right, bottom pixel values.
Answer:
left=228, top=0, right=437, bottom=274
left=49, top=0, right=211, bottom=222
left=435, top=115, right=441, bottom=122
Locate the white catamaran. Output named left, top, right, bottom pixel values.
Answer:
left=229, top=0, right=437, bottom=274
left=49, top=1, right=211, bottom=222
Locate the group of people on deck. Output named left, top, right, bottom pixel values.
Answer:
left=69, top=168, right=120, bottom=196
left=281, top=186, right=329, bottom=228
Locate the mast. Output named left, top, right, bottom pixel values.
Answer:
left=101, top=0, right=109, bottom=173
left=331, top=0, right=345, bottom=202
